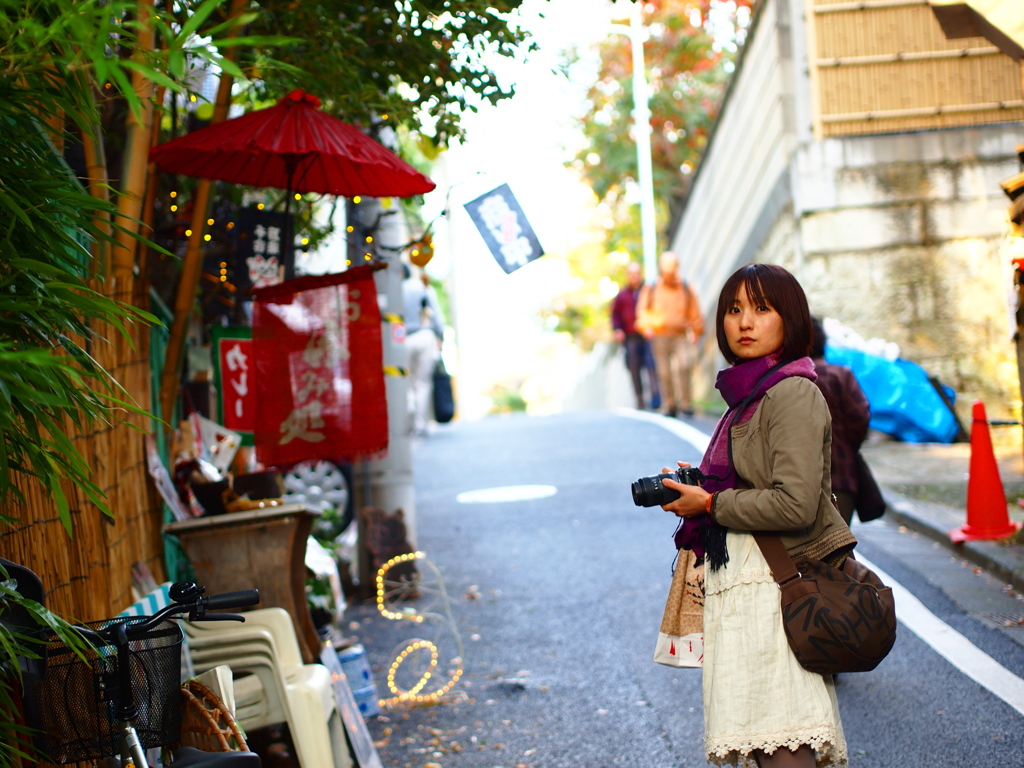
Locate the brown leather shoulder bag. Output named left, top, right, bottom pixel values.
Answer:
left=754, top=534, right=897, bottom=676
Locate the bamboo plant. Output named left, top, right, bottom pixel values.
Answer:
left=0, top=2, right=278, bottom=760
left=0, top=563, right=91, bottom=768
left=0, top=0, right=284, bottom=530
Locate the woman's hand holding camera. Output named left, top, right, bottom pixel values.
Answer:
left=661, top=461, right=711, bottom=518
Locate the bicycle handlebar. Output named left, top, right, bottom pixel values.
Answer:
left=83, top=583, right=262, bottom=641
left=204, top=589, right=260, bottom=612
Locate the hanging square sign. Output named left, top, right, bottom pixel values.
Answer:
left=463, top=183, right=544, bottom=274
left=211, top=326, right=255, bottom=446
left=233, top=208, right=293, bottom=292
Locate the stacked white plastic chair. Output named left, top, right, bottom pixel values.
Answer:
left=120, top=584, right=351, bottom=768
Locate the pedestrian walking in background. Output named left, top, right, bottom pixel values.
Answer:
left=659, top=263, right=855, bottom=768
left=636, top=251, right=704, bottom=417
left=811, top=317, right=871, bottom=525
left=402, top=264, right=444, bottom=437
left=611, top=261, right=660, bottom=409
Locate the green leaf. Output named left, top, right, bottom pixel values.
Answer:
left=107, top=64, right=140, bottom=117
left=51, top=478, right=71, bottom=536
left=202, top=11, right=261, bottom=38
left=213, top=35, right=304, bottom=48
left=177, top=0, right=226, bottom=42
left=0, top=188, right=35, bottom=229
left=215, top=56, right=245, bottom=80
left=168, top=47, right=185, bottom=80
left=121, top=59, right=178, bottom=92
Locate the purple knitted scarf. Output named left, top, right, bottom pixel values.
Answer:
left=674, top=353, right=817, bottom=569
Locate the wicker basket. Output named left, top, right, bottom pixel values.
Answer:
left=176, top=680, right=249, bottom=752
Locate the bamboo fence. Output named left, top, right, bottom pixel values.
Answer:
left=0, top=277, right=165, bottom=623
left=807, top=0, right=1024, bottom=137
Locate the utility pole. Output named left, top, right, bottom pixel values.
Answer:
left=347, top=192, right=416, bottom=591
left=610, top=1, right=658, bottom=284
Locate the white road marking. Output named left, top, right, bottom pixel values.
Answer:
left=856, top=555, right=1024, bottom=716
left=456, top=485, right=558, bottom=504
left=617, top=410, right=1024, bottom=715
left=614, top=408, right=711, bottom=454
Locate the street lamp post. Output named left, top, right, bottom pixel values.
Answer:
left=610, top=1, right=658, bottom=284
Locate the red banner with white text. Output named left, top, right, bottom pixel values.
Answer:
left=251, top=267, right=388, bottom=466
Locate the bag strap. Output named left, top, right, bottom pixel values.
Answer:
left=753, top=534, right=802, bottom=588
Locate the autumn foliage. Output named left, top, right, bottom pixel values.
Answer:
left=545, top=1, right=752, bottom=347
left=572, top=0, right=754, bottom=253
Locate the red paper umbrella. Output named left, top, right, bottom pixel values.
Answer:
left=149, top=89, right=435, bottom=198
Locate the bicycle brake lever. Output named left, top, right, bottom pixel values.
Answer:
left=188, top=611, right=245, bottom=622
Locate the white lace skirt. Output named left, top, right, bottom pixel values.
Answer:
left=703, top=531, right=848, bottom=767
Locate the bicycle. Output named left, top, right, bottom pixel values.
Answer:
left=18, top=581, right=262, bottom=768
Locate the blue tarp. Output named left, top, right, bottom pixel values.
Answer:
left=824, top=346, right=959, bottom=444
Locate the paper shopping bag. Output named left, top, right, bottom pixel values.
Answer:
left=653, top=548, right=705, bottom=668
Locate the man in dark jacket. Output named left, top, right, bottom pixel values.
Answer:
left=811, top=318, right=871, bottom=524
left=611, top=261, right=659, bottom=409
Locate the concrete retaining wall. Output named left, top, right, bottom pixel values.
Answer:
left=669, top=0, right=1024, bottom=421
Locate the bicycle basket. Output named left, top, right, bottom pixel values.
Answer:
left=21, top=617, right=183, bottom=764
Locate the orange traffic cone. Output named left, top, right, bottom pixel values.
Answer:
left=949, top=400, right=1022, bottom=543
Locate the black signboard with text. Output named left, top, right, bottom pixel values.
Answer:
left=233, top=208, right=293, bottom=292
left=463, top=183, right=544, bottom=274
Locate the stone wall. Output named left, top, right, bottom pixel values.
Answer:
left=794, top=125, right=1024, bottom=419
left=670, top=0, right=1024, bottom=424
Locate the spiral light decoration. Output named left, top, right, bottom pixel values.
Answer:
left=374, top=551, right=464, bottom=707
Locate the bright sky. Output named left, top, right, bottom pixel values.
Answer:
left=298, top=0, right=628, bottom=419
left=420, top=0, right=630, bottom=418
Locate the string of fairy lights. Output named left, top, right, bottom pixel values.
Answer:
left=162, top=189, right=434, bottom=278
left=374, top=551, right=465, bottom=708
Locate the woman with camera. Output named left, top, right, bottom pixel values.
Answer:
left=660, top=263, right=856, bottom=768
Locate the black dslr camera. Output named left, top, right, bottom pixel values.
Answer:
left=631, top=466, right=704, bottom=507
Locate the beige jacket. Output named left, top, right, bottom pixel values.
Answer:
left=635, top=278, right=704, bottom=338
left=709, top=376, right=857, bottom=562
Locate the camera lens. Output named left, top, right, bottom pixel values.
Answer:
left=631, top=473, right=681, bottom=507
left=630, top=479, right=647, bottom=506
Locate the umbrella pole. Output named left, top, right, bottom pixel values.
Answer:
left=284, top=194, right=293, bottom=280
left=283, top=163, right=296, bottom=280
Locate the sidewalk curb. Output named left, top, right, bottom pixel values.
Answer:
left=878, top=488, right=1024, bottom=596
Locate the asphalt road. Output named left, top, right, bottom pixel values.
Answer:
left=347, top=411, right=1024, bottom=768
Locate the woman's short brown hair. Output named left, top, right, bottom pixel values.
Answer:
left=715, top=264, right=812, bottom=365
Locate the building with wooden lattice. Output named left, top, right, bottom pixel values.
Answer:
left=672, top=0, right=1024, bottom=418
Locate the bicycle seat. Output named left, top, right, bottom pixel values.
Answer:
left=0, top=557, right=45, bottom=604
left=0, top=557, right=47, bottom=684
left=171, top=747, right=261, bottom=768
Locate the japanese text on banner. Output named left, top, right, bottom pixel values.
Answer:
left=252, top=268, right=388, bottom=465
